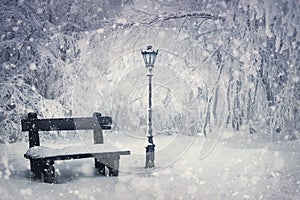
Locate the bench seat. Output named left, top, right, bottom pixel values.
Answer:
left=24, top=145, right=130, bottom=160
left=25, top=145, right=130, bottom=183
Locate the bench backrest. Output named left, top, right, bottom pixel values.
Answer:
left=21, top=112, right=112, bottom=148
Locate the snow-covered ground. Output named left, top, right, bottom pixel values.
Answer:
left=0, top=129, right=299, bottom=200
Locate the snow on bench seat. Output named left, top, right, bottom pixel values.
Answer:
left=24, top=145, right=131, bottom=160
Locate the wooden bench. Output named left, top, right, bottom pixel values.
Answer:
left=21, top=112, right=130, bottom=183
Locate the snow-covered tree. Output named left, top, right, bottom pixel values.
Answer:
left=0, top=0, right=299, bottom=142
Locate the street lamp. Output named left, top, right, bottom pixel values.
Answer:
left=141, top=45, right=158, bottom=168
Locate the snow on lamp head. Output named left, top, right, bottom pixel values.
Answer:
left=141, top=45, right=158, bottom=69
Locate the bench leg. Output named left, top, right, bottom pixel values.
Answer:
left=108, top=167, right=119, bottom=176
left=30, top=159, right=55, bottom=183
left=43, top=161, right=55, bottom=184
left=95, top=156, right=120, bottom=176
left=30, top=159, right=43, bottom=180
left=108, top=157, right=120, bottom=177
left=95, top=158, right=106, bottom=176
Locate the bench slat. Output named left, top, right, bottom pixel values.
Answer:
left=25, top=151, right=131, bottom=161
left=21, top=117, right=112, bottom=132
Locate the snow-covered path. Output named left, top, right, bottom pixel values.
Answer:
left=0, top=131, right=299, bottom=200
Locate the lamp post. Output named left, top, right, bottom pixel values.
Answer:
left=141, top=45, right=158, bottom=168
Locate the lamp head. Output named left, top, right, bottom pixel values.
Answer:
left=141, top=45, right=158, bottom=69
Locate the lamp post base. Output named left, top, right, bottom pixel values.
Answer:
left=145, top=144, right=155, bottom=168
